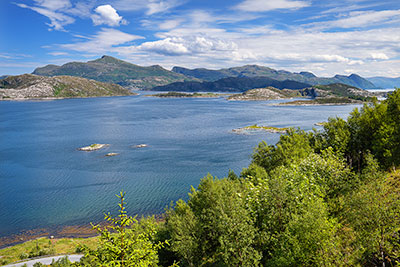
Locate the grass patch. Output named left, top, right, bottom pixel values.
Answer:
left=53, top=84, right=67, bottom=97
left=0, top=237, right=98, bottom=265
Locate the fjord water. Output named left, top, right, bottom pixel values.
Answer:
left=0, top=94, right=359, bottom=237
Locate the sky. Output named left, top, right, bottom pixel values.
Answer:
left=1, top=0, right=400, bottom=77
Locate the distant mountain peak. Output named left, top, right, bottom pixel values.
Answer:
left=299, top=71, right=316, bottom=78
left=93, top=55, right=125, bottom=64
left=32, top=56, right=195, bottom=90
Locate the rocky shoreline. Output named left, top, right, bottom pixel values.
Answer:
left=78, top=144, right=109, bottom=151
left=233, top=124, right=289, bottom=134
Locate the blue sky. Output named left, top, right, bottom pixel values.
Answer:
left=1, top=0, right=400, bottom=77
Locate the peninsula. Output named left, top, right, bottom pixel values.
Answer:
left=233, top=124, right=289, bottom=134
left=0, top=74, right=133, bottom=100
left=152, top=91, right=223, bottom=98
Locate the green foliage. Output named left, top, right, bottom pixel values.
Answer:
left=251, top=129, right=313, bottom=172
left=344, top=170, right=400, bottom=265
left=77, top=191, right=165, bottom=267
left=311, top=89, right=400, bottom=171
left=53, top=84, right=67, bottom=96
left=18, top=240, right=56, bottom=259
left=51, top=256, right=74, bottom=266
left=244, top=153, right=345, bottom=266
left=166, top=174, right=261, bottom=266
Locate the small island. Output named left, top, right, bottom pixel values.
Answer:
left=277, top=84, right=375, bottom=106
left=228, top=87, right=302, bottom=101
left=105, top=152, right=119, bottom=157
left=233, top=124, right=289, bottom=134
left=152, top=91, right=223, bottom=98
left=278, top=97, right=363, bottom=106
left=134, top=144, right=148, bottom=148
left=78, top=144, right=109, bottom=151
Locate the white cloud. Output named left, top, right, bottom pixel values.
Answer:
left=235, top=0, right=310, bottom=12
left=330, top=9, right=400, bottom=28
left=16, top=3, right=75, bottom=31
left=370, top=53, right=389, bottom=60
left=159, top=19, right=184, bottom=30
left=147, top=0, right=181, bottom=15
left=48, top=52, right=69, bottom=56
left=91, top=5, right=127, bottom=27
left=33, top=0, right=71, bottom=11
left=61, top=28, right=144, bottom=53
left=112, top=0, right=184, bottom=15
left=308, top=9, right=400, bottom=30
left=139, top=38, right=189, bottom=55
left=137, top=36, right=238, bottom=56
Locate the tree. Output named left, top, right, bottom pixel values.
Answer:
left=77, top=191, right=164, bottom=267
left=243, top=153, right=345, bottom=266
left=166, top=174, right=261, bottom=266
left=251, top=129, right=313, bottom=173
left=344, top=170, right=400, bottom=266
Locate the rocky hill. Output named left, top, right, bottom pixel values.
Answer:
left=172, top=65, right=377, bottom=89
left=309, top=83, right=373, bottom=99
left=228, top=87, right=302, bottom=100
left=152, top=76, right=311, bottom=92
left=33, top=55, right=196, bottom=90
left=227, top=83, right=373, bottom=102
left=0, top=74, right=133, bottom=99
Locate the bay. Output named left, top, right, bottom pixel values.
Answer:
left=0, top=94, right=360, bottom=237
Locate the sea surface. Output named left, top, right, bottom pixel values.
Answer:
left=0, top=93, right=361, bottom=237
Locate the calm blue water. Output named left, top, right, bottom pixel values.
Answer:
left=0, top=94, right=360, bottom=237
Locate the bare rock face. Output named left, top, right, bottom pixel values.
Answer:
left=0, top=81, right=54, bottom=99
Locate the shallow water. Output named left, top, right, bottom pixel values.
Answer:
left=0, top=94, right=360, bottom=236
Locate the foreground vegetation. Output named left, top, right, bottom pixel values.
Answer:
left=0, top=237, right=97, bottom=265
left=3, top=89, right=400, bottom=266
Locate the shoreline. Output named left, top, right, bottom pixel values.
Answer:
left=0, top=213, right=166, bottom=249
left=0, top=223, right=100, bottom=250
left=0, top=94, right=137, bottom=102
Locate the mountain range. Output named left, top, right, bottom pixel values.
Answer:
left=152, top=76, right=311, bottom=92
left=172, top=65, right=376, bottom=89
left=11, top=55, right=394, bottom=91
left=367, top=77, right=400, bottom=89
left=32, top=55, right=197, bottom=90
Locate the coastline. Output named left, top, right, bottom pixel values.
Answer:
left=0, top=93, right=137, bottom=102
left=0, top=223, right=99, bottom=250
left=0, top=213, right=166, bottom=249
